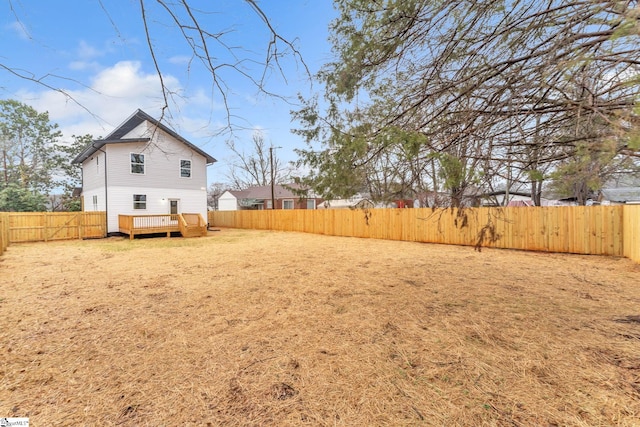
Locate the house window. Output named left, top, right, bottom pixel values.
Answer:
left=96, top=156, right=99, bottom=174
left=92, top=195, right=98, bottom=211
left=131, top=153, right=145, bottom=174
left=266, top=200, right=273, bottom=209
left=306, top=199, right=316, bottom=210
left=133, top=194, right=147, bottom=210
left=282, top=199, right=294, bottom=209
left=180, top=159, right=191, bottom=178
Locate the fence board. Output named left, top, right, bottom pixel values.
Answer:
left=7, top=212, right=106, bottom=243
left=209, top=206, right=635, bottom=260
left=623, top=205, right=640, bottom=263
left=0, top=212, right=9, bottom=255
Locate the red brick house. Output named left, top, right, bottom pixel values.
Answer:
left=217, top=184, right=323, bottom=211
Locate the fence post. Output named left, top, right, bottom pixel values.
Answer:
left=0, top=213, right=7, bottom=256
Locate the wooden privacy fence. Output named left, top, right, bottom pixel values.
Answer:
left=209, top=205, right=640, bottom=263
left=0, top=212, right=9, bottom=256
left=5, top=211, right=107, bottom=244
left=624, top=205, right=640, bottom=263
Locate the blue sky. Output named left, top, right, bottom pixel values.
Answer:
left=0, top=1, right=336, bottom=187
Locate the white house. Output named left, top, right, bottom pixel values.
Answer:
left=479, top=190, right=535, bottom=207
left=72, top=109, right=216, bottom=234
left=317, top=193, right=377, bottom=209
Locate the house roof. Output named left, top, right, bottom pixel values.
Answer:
left=600, top=187, right=640, bottom=204
left=318, top=198, right=376, bottom=209
left=227, top=184, right=308, bottom=200
left=72, top=109, right=217, bottom=164
left=479, top=190, right=532, bottom=198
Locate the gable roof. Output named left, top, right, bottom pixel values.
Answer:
left=225, top=183, right=323, bottom=201
left=72, top=109, right=216, bottom=164
left=479, top=190, right=532, bottom=198
left=227, top=184, right=302, bottom=200
left=600, top=187, right=640, bottom=204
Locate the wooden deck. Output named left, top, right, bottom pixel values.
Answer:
left=118, top=213, right=207, bottom=239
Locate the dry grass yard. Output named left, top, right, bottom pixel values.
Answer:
left=1, top=228, right=639, bottom=426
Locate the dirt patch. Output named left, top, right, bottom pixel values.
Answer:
left=1, top=228, right=639, bottom=426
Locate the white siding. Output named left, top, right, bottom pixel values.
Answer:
left=218, top=191, right=238, bottom=211
left=105, top=137, right=207, bottom=190
left=80, top=150, right=107, bottom=214
left=82, top=187, right=106, bottom=212
left=122, top=121, right=150, bottom=139
left=78, top=117, right=212, bottom=233
left=81, top=150, right=106, bottom=193
left=107, top=186, right=208, bottom=233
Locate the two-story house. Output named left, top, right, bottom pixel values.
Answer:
left=72, top=109, right=216, bottom=235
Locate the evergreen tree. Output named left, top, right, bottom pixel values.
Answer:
left=0, top=99, right=62, bottom=195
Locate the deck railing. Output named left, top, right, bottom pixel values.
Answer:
left=119, top=213, right=206, bottom=239
left=119, top=214, right=180, bottom=239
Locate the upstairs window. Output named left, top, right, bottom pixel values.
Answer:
left=180, top=159, right=192, bottom=178
left=131, top=153, right=145, bottom=174
left=133, top=194, right=147, bottom=210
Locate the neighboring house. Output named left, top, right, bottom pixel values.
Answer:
left=599, top=187, right=640, bottom=205
left=72, top=109, right=216, bottom=234
left=479, top=190, right=537, bottom=207
left=218, top=184, right=323, bottom=210
left=318, top=197, right=376, bottom=210
left=548, top=197, right=580, bottom=206
left=413, top=189, right=482, bottom=208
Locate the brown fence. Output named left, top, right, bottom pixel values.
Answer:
left=209, top=205, right=640, bottom=262
left=6, top=212, right=107, bottom=243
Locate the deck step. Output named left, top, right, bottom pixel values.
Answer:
left=178, top=213, right=207, bottom=238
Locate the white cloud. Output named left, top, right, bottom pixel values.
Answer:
left=244, top=93, right=259, bottom=106
left=77, top=40, right=102, bottom=60
left=6, top=21, right=30, bottom=40
left=168, top=55, right=192, bottom=65
left=15, top=61, right=195, bottom=140
left=69, top=60, right=102, bottom=71
left=67, top=41, right=105, bottom=71
left=9, top=58, right=283, bottom=184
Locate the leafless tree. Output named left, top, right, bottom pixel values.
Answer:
left=3, top=0, right=308, bottom=131
left=295, top=0, right=640, bottom=205
left=207, top=182, right=226, bottom=211
left=225, top=131, right=287, bottom=189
